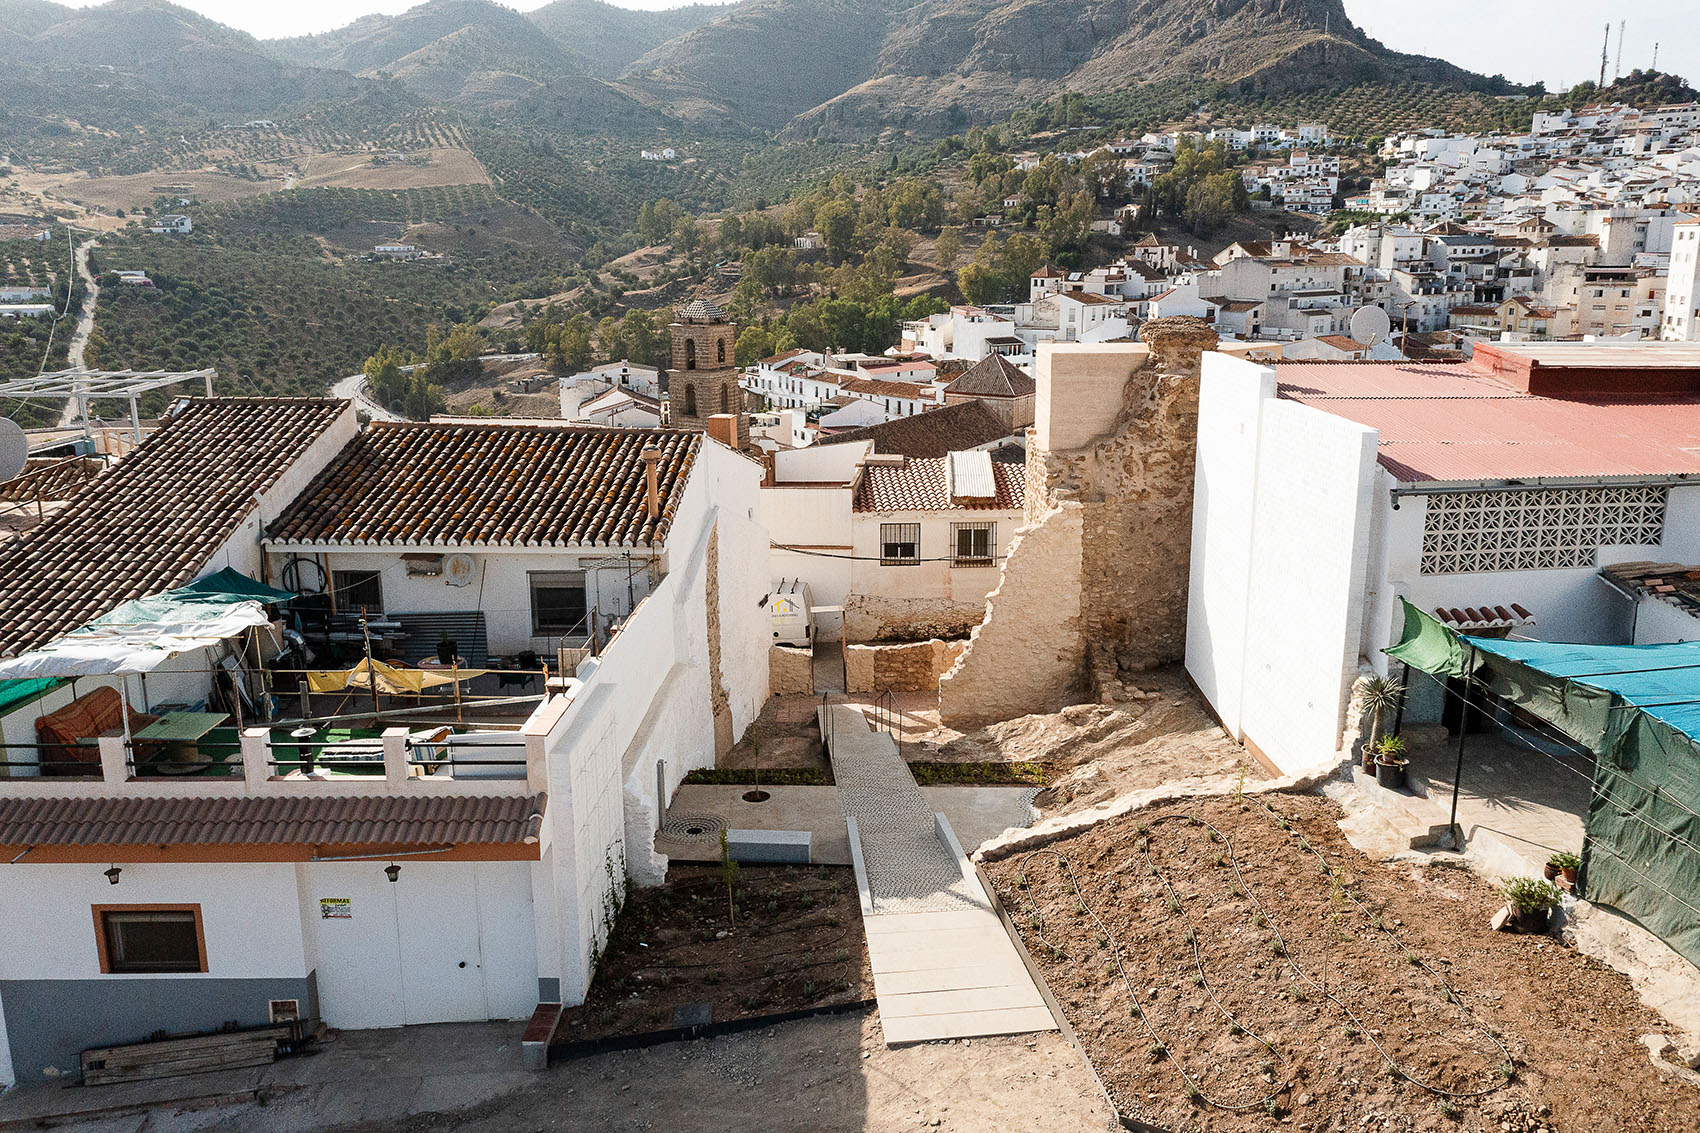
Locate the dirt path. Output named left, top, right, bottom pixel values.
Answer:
left=55, top=235, right=99, bottom=427
left=314, top=1014, right=1114, bottom=1133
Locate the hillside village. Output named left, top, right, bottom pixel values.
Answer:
left=2, top=4, right=1700, bottom=1133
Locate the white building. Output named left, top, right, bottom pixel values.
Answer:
left=1186, top=342, right=1700, bottom=776
left=1662, top=219, right=1700, bottom=340
left=147, top=215, right=192, bottom=235
left=0, top=408, right=770, bottom=1083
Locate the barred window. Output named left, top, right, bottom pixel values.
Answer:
left=951, top=522, right=996, bottom=566
left=1421, top=486, right=1667, bottom=575
left=880, top=523, right=920, bottom=566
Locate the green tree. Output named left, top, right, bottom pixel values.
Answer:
left=933, top=226, right=962, bottom=271
left=815, top=198, right=857, bottom=264
left=734, top=325, right=775, bottom=367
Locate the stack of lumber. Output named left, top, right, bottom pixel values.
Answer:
left=80, top=1024, right=294, bottom=1086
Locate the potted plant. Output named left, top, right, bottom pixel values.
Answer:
left=436, top=632, right=458, bottom=665
left=1359, top=675, right=1404, bottom=773
left=1499, top=877, right=1563, bottom=933
left=1549, top=851, right=1581, bottom=890
left=1373, top=735, right=1408, bottom=790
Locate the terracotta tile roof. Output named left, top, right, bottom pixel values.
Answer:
left=1602, top=562, right=1700, bottom=618
left=853, top=457, right=1025, bottom=513
left=268, top=422, right=700, bottom=549
left=840, top=376, right=931, bottom=400
left=817, top=401, right=1014, bottom=459
left=945, top=354, right=1035, bottom=399
left=0, top=792, right=547, bottom=850
left=0, top=398, right=349, bottom=657
left=1433, top=604, right=1535, bottom=631
left=1316, top=336, right=1367, bottom=351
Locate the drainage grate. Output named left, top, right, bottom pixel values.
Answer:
left=661, top=813, right=728, bottom=843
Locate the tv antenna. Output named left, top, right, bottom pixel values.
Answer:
left=1615, top=20, right=1626, bottom=83
left=1599, top=23, right=1610, bottom=89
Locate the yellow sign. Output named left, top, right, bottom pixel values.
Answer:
left=320, top=898, right=352, bottom=919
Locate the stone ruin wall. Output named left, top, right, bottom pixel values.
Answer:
left=939, top=318, right=1215, bottom=730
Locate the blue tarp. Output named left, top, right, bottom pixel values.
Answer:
left=1461, top=637, right=1700, bottom=747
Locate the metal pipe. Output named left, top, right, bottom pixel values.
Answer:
left=1447, top=644, right=1474, bottom=848
left=310, top=845, right=456, bottom=863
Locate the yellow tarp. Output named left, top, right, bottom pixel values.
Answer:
left=306, top=659, right=489, bottom=695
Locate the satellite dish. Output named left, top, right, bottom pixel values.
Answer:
left=443, top=553, right=477, bottom=588
left=1350, top=306, right=1392, bottom=349
left=0, top=419, right=27, bottom=484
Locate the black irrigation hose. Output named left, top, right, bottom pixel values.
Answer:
left=1244, top=798, right=1516, bottom=1099
left=1016, top=804, right=1517, bottom=1112
left=1016, top=847, right=1293, bottom=1114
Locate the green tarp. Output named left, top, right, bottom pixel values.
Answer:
left=1385, top=599, right=1469, bottom=678
left=0, top=678, right=60, bottom=716
left=1459, top=638, right=1700, bottom=972
left=178, top=567, right=295, bottom=604
left=90, top=569, right=293, bottom=630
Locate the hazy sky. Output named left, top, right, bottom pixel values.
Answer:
left=51, top=0, right=1699, bottom=90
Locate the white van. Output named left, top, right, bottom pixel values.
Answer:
left=770, top=579, right=814, bottom=647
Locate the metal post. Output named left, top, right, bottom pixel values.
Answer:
left=451, top=658, right=462, bottom=724
left=128, top=396, right=142, bottom=444
left=298, top=678, right=311, bottom=720
left=1392, top=662, right=1411, bottom=737
left=1447, top=646, right=1473, bottom=847
left=361, top=610, right=381, bottom=721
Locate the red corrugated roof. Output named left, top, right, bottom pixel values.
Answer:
left=1277, top=362, right=1700, bottom=484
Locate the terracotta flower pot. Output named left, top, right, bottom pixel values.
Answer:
left=1543, top=862, right=1559, bottom=881
left=1560, top=866, right=1578, bottom=888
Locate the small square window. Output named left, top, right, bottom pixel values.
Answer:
left=880, top=523, right=920, bottom=566
left=333, top=570, right=384, bottom=612
left=96, top=906, right=206, bottom=974
left=951, top=522, right=996, bottom=566
left=530, top=571, right=588, bottom=636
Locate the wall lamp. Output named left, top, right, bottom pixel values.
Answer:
left=384, top=863, right=401, bottom=884
left=104, top=865, right=122, bottom=886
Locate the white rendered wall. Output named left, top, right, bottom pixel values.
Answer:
left=0, top=862, right=308, bottom=983
left=848, top=508, right=1021, bottom=611
left=1634, top=597, right=1700, bottom=645
left=1184, top=353, right=1380, bottom=774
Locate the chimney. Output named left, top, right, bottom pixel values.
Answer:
left=641, top=444, right=661, bottom=522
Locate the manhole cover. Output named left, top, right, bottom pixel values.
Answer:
left=661, top=813, right=728, bottom=843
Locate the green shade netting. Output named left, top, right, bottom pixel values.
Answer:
left=0, top=678, right=61, bottom=716
left=1461, top=637, right=1700, bottom=970
left=1384, top=599, right=1468, bottom=678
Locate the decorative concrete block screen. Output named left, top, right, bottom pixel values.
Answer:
left=1420, top=486, right=1667, bottom=575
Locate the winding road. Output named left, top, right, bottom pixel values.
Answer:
left=55, top=235, right=100, bottom=427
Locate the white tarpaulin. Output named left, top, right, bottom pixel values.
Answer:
left=0, top=601, right=275, bottom=680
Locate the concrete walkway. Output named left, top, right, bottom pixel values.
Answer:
left=821, top=702, right=1054, bottom=1046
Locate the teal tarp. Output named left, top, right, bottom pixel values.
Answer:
left=178, top=568, right=294, bottom=604
left=0, top=678, right=60, bottom=716
left=91, top=570, right=293, bottom=630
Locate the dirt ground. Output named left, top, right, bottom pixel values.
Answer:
left=557, top=865, right=873, bottom=1043
left=983, top=793, right=1698, bottom=1133
left=297, top=148, right=491, bottom=190
left=317, top=1016, right=1114, bottom=1133
left=440, top=357, right=562, bottom=418
left=927, top=668, right=1263, bottom=814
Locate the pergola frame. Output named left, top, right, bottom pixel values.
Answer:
left=0, top=369, right=216, bottom=442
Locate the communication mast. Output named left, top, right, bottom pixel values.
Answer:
left=1598, top=23, right=1610, bottom=90
left=1615, top=20, right=1625, bottom=82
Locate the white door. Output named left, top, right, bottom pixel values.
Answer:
left=397, top=864, right=488, bottom=1024
left=474, top=864, right=539, bottom=1020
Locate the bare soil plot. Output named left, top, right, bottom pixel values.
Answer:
left=983, top=793, right=1697, bottom=1132
left=555, top=865, right=874, bottom=1046
left=297, top=148, right=492, bottom=190
left=34, top=169, right=286, bottom=212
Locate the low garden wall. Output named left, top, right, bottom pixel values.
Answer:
left=845, top=639, right=967, bottom=694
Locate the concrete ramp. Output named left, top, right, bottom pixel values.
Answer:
left=821, top=702, right=1055, bottom=1045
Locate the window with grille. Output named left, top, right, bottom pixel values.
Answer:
left=332, top=570, right=384, bottom=612
left=880, top=523, right=920, bottom=566
left=530, top=571, right=588, bottom=635
left=1420, top=486, right=1667, bottom=575
left=951, top=522, right=996, bottom=566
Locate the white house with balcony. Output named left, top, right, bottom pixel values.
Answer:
left=0, top=406, right=769, bottom=1084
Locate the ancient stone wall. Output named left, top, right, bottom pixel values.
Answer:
left=938, top=502, right=1086, bottom=729
left=844, top=639, right=968, bottom=693
left=842, top=595, right=991, bottom=644
left=769, top=644, right=814, bottom=696
left=939, top=319, right=1215, bottom=730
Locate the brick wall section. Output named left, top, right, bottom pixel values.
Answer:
left=940, top=319, right=1215, bottom=729
left=844, top=639, right=967, bottom=693
left=770, top=645, right=814, bottom=695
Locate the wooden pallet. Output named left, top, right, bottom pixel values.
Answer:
left=81, top=1024, right=294, bottom=1086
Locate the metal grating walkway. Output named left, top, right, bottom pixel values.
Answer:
left=821, top=701, right=1055, bottom=1044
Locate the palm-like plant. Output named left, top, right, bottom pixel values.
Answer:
left=1359, top=675, right=1405, bottom=766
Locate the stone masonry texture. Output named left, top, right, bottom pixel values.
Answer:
left=940, top=319, right=1215, bottom=729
